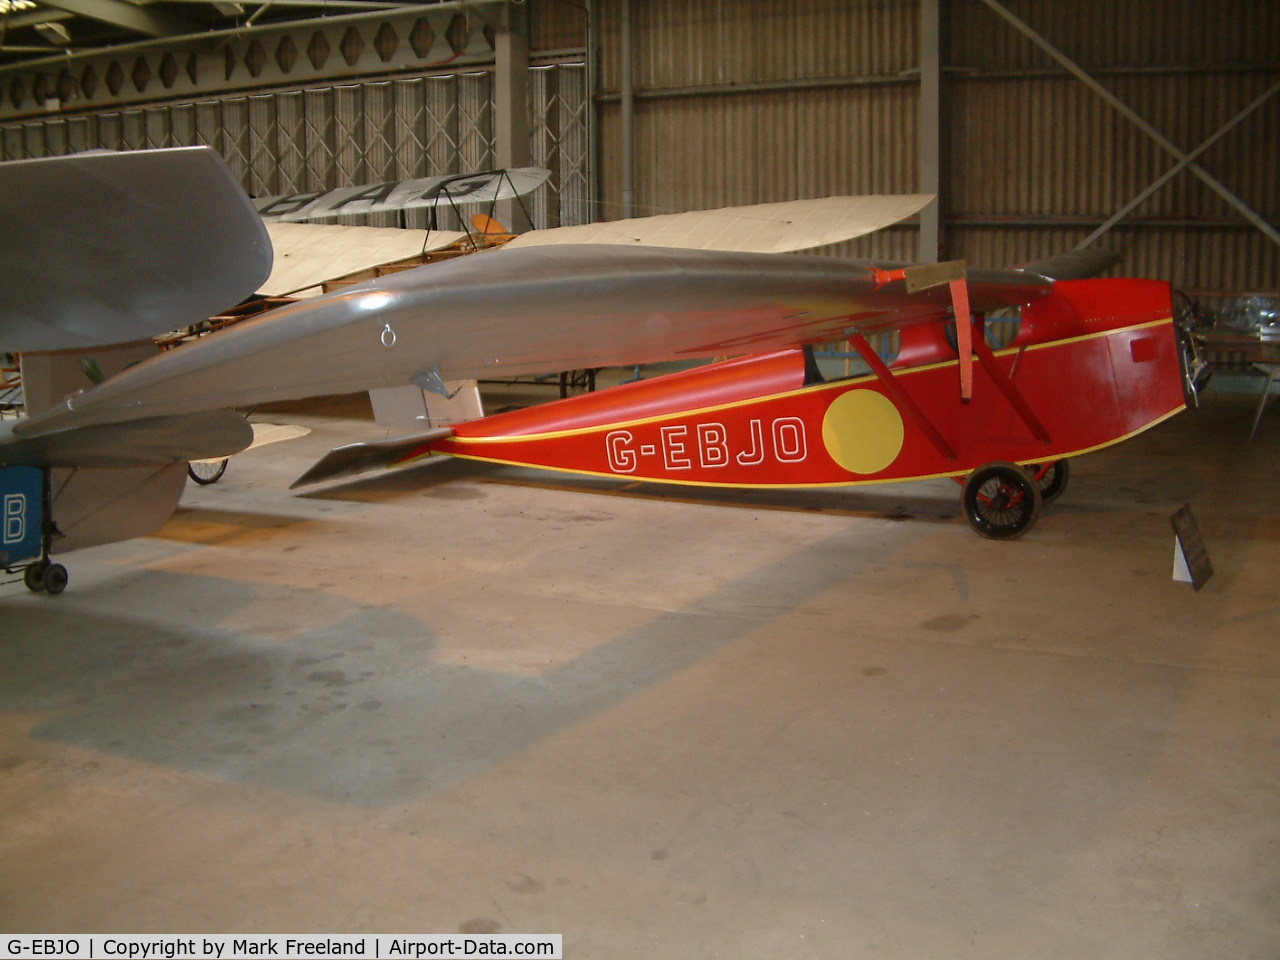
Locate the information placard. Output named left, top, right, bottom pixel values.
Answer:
left=1170, top=503, right=1213, bottom=591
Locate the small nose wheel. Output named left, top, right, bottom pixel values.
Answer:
left=23, top=562, right=46, bottom=592
left=962, top=461, right=1042, bottom=539
left=21, top=560, right=68, bottom=595
left=43, top=563, right=68, bottom=594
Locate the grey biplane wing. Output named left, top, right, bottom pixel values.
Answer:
left=0, top=147, right=273, bottom=573
left=254, top=167, right=550, bottom=222
left=0, top=147, right=272, bottom=353
left=1019, top=249, right=1121, bottom=281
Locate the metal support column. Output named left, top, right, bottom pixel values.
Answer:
left=493, top=1, right=532, bottom=232
left=918, top=0, right=943, bottom=263
left=585, top=0, right=601, bottom=223
left=620, top=0, right=635, bottom=219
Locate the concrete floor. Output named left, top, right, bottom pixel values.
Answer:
left=1, top=382, right=1277, bottom=958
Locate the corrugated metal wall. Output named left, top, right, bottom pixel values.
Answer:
left=594, top=0, right=1278, bottom=291
left=531, top=0, right=590, bottom=53
left=0, top=64, right=590, bottom=232
left=600, top=0, right=916, bottom=90
left=595, top=0, right=922, bottom=261
left=945, top=0, right=1279, bottom=291
left=947, top=0, right=1279, bottom=71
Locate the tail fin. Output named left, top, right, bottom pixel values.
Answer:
left=471, top=214, right=517, bottom=241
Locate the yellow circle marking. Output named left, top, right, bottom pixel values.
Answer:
left=821, top=388, right=906, bottom=475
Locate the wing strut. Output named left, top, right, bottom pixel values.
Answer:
left=848, top=335, right=957, bottom=461
left=943, top=271, right=1050, bottom=442
left=968, top=329, right=1053, bottom=444
left=863, top=255, right=1054, bottom=449
left=950, top=278, right=975, bottom=400
left=871, top=260, right=976, bottom=400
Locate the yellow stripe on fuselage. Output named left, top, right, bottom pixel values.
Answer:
left=438, top=400, right=1185, bottom=490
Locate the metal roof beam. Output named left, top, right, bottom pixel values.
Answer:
left=1, top=9, right=73, bottom=30
left=0, top=0, right=509, bottom=72
left=36, top=0, right=202, bottom=38
left=0, top=0, right=509, bottom=73
left=163, top=1, right=403, bottom=7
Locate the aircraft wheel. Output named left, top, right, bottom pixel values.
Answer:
left=559, top=368, right=597, bottom=398
left=42, top=564, right=68, bottom=595
left=1029, top=459, right=1070, bottom=504
left=188, top=459, right=228, bottom=484
left=962, top=461, right=1042, bottom=540
left=23, top=562, right=47, bottom=592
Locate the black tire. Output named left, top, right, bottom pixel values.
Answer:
left=188, top=459, right=228, bottom=484
left=1029, top=459, right=1070, bottom=504
left=559, top=368, right=597, bottom=398
left=962, top=461, right=1042, bottom=540
left=42, top=563, right=68, bottom=595
left=23, top=562, right=46, bottom=592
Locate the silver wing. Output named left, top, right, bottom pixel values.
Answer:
left=0, top=147, right=272, bottom=353
left=13, top=243, right=1054, bottom=444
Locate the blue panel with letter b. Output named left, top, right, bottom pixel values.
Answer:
left=0, top=465, right=44, bottom=566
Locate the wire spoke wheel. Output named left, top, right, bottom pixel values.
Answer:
left=962, top=461, right=1042, bottom=539
left=559, top=368, right=598, bottom=398
left=1028, top=459, right=1069, bottom=503
left=188, top=458, right=228, bottom=484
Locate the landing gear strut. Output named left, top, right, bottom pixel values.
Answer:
left=2, top=466, right=68, bottom=595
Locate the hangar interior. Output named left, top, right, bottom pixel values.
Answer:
left=1, top=1, right=1278, bottom=956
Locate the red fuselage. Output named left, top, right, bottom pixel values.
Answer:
left=409, top=278, right=1186, bottom=489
